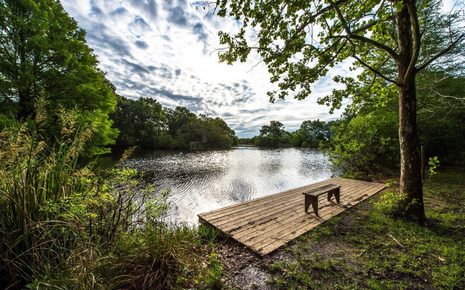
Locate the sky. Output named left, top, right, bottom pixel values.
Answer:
left=60, top=0, right=460, bottom=138
left=59, top=0, right=349, bottom=138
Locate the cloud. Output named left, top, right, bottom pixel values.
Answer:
left=135, top=40, right=149, bottom=49
left=111, top=7, right=128, bottom=16
left=129, top=16, right=152, bottom=37
left=129, top=0, right=158, bottom=20
left=119, top=59, right=151, bottom=76
left=193, top=22, right=208, bottom=41
left=85, top=26, right=133, bottom=57
left=168, top=6, right=188, bottom=26
left=61, top=0, right=347, bottom=138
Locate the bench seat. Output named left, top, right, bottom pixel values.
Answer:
left=302, top=184, right=341, bottom=216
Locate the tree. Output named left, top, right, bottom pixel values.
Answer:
left=323, top=109, right=400, bottom=179
left=0, top=0, right=118, bottom=155
left=255, top=120, right=289, bottom=147
left=300, top=119, right=327, bottom=147
left=212, top=0, right=464, bottom=220
left=110, top=95, right=165, bottom=148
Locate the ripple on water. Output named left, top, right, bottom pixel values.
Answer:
left=124, top=147, right=335, bottom=226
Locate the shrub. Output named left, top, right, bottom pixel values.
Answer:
left=321, top=114, right=399, bottom=180
left=0, top=104, right=170, bottom=288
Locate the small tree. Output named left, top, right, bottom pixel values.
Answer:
left=256, top=121, right=287, bottom=147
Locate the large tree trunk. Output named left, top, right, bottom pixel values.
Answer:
left=397, top=2, right=425, bottom=221
left=398, top=81, right=425, bottom=220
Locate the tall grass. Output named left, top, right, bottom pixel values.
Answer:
left=0, top=105, right=95, bottom=288
left=0, top=101, right=223, bottom=289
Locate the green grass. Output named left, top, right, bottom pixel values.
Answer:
left=266, top=166, right=465, bottom=289
left=0, top=108, right=222, bottom=290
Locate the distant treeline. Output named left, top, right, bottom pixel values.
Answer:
left=239, top=119, right=336, bottom=148
left=110, top=95, right=239, bottom=150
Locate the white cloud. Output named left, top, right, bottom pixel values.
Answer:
left=61, top=0, right=346, bottom=137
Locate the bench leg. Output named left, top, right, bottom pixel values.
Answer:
left=305, top=195, right=311, bottom=213
left=312, top=197, right=319, bottom=216
left=304, top=195, right=319, bottom=216
left=327, top=188, right=341, bottom=204
left=334, top=188, right=340, bottom=203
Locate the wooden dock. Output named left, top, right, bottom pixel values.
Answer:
left=198, top=178, right=386, bottom=256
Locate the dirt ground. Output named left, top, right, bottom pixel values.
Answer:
left=211, top=213, right=366, bottom=289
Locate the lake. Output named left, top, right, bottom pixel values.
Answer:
left=121, top=146, right=335, bottom=225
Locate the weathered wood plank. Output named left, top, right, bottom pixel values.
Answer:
left=197, top=178, right=386, bottom=256
left=198, top=178, right=342, bottom=221
left=254, top=184, right=386, bottom=254
left=232, top=182, right=378, bottom=245
left=214, top=178, right=355, bottom=229
left=224, top=179, right=361, bottom=237
left=242, top=183, right=380, bottom=248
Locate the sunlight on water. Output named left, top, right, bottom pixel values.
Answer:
left=123, top=146, right=335, bottom=226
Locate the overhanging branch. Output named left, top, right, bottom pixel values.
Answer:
left=352, top=54, right=399, bottom=85
left=416, top=33, right=465, bottom=72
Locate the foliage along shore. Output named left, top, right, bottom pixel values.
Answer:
left=0, top=108, right=227, bottom=289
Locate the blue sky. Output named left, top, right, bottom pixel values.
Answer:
left=60, top=0, right=459, bottom=137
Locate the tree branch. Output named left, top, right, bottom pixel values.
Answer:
left=351, top=16, right=395, bottom=35
left=327, top=0, right=401, bottom=65
left=416, top=33, right=465, bottom=72
left=403, top=0, right=421, bottom=83
left=350, top=34, right=401, bottom=64
left=327, top=0, right=351, bottom=35
left=351, top=54, right=399, bottom=85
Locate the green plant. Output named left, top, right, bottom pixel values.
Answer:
left=0, top=102, right=174, bottom=289
left=0, top=104, right=96, bottom=288
left=374, top=190, right=407, bottom=217
left=427, top=156, right=440, bottom=180
left=322, top=114, right=399, bottom=181
left=115, top=224, right=199, bottom=290
left=198, top=224, right=221, bottom=247
left=202, top=250, right=224, bottom=289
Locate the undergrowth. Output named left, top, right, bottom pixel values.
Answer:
left=0, top=101, right=222, bottom=289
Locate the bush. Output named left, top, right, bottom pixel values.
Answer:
left=374, top=190, right=406, bottom=217
left=0, top=106, right=171, bottom=289
left=1, top=103, right=226, bottom=289
left=321, top=114, right=399, bottom=180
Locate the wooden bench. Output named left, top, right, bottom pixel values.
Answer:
left=302, top=184, right=341, bottom=216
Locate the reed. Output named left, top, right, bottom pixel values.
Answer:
left=0, top=105, right=95, bottom=288
left=0, top=101, right=222, bottom=289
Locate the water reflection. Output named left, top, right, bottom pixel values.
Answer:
left=123, top=146, right=335, bottom=225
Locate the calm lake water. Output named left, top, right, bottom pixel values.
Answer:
left=121, top=146, right=335, bottom=225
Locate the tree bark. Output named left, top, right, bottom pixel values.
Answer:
left=397, top=2, right=425, bottom=220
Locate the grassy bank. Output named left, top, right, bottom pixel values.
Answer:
left=0, top=111, right=223, bottom=290
left=217, top=166, right=464, bottom=289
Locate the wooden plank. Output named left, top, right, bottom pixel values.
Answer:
left=243, top=183, right=378, bottom=248
left=224, top=179, right=361, bottom=237
left=255, top=184, right=386, bottom=255
left=197, top=178, right=386, bottom=256
left=212, top=178, right=354, bottom=229
left=198, top=179, right=339, bottom=221
left=199, top=178, right=351, bottom=220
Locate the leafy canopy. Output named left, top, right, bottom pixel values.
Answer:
left=0, top=0, right=118, bottom=155
left=214, top=0, right=464, bottom=108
